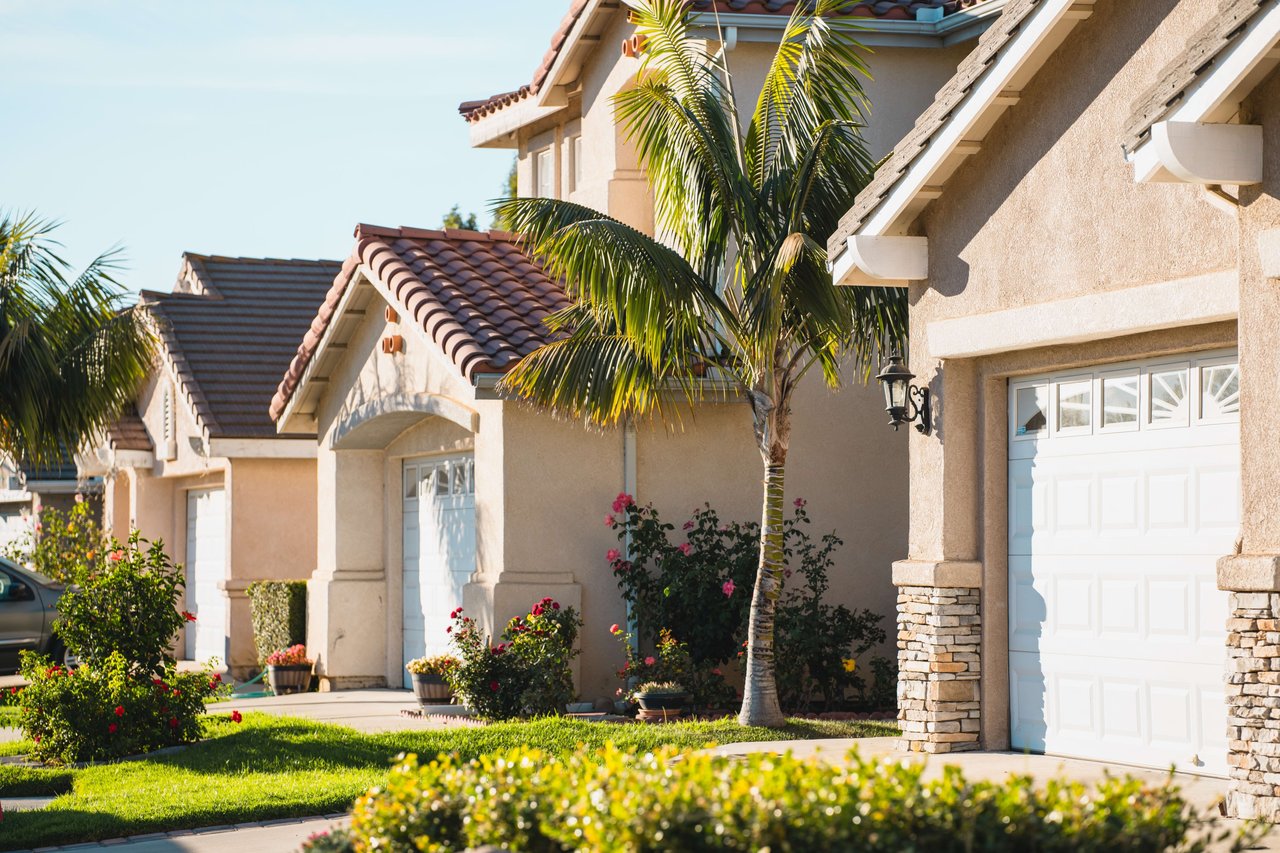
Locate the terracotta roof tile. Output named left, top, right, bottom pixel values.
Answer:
left=1121, top=0, right=1273, bottom=153
left=459, top=0, right=985, bottom=122
left=270, top=226, right=571, bottom=423
left=143, top=256, right=343, bottom=439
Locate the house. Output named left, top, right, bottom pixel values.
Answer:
left=829, top=0, right=1280, bottom=819
left=0, top=457, right=102, bottom=554
left=270, top=0, right=1008, bottom=697
left=80, top=254, right=340, bottom=675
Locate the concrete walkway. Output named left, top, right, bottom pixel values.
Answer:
left=9, top=815, right=349, bottom=852
left=213, top=688, right=478, bottom=733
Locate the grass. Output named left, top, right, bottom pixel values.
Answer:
left=0, top=712, right=896, bottom=850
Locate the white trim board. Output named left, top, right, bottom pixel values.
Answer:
left=926, top=269, right=1238, bottom=359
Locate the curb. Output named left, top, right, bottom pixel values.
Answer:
left=16, top=814, right=348, bottom=852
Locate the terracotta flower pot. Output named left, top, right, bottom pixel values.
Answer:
left=266, top=663, right=313, bottom=696
left=411, top=672, right=453, bottom=706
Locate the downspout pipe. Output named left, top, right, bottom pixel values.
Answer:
left=623, top=420, right=639, bottom=653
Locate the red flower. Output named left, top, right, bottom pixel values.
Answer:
left=678, top=542, right=693, bottom=556
left=644, top=656, right=656, bottom=666
left=722, top=580, right=736, bottom=597
left=182, top=611, right=197, bottom=622
left=230, top=710, right=243, bottom=724
left=172, top=689, right=181, bottom=698
left=794, top=498, right=806, bottom=508
left=9, top=687, right=17, bottom=695
left=489, top=680, right=500, bottom=692
left=551, top=602, right=559, bottom=610
left=605, top=514, right=615, bottom=527
left=611, top=492, right=634, bottom=513
left=606, top=548, right=621, bottom=563
left=109, top=549, right=125, bottom=562
left=711, top=668, right=723, bottom=677
left=212, top=673, right=222, bottom=682
left=108, top=723, right=118, bottom=734
left=532, top=604, right=544, bottom=616
left=609, top=623, right=621, bottom=635
left=169, top=717, right=179, bottom=729
left=113, top=705, right=125, bottom=717
left=33, top=735, right=40, bottom=743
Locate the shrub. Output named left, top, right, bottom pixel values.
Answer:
left=2, top=496, right=106, bottom=583
left=264, top=644, right=312, bottom=666
left=610, top=625, right=734, bottom=708
left=17, top=531, right=226, bottom=764
left=16, top=653, right=223, bottom=764
left=446, top=597, right=582, bottom=720
left=245, top=580, right=306, bottom=666
left=406, top=655, right=458, bottom=675
left=55, top=532, right=188, bottom=675
left=338, top=744, right=1258, bottom=852
left=609, top=496, right=889, bottom=711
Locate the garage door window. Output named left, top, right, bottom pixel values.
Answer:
left=1149, top=366, right=1190, bottom=426
left=1200, top=360, right=1240, bottom=420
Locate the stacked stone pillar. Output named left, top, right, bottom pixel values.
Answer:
left=896, top=584, right=982, bottom=752
left=1223, top=590, right=1280, bottom=820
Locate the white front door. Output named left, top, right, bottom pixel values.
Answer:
left=1008, top=351, right=1239, bottom=776
left=185, top=488, right=227, bottom=664
left=402, top=455, right=476, bottom=688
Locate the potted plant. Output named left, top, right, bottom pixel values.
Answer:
left=264, top=644, right=313, bottom=695
left=405, top=655, right=458, bottom=706
left=633, top=681, right=691, bottom=714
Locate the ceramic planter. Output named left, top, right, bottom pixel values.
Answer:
left=635, top=692, right=691, bottom=712
left=411, top=672, right=453, bottom=706
left=266, top=663, right=313, bottom=695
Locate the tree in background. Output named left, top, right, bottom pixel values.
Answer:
left=491, top=157, right=519, bottom=231
left=442, top=204, right=479, bottom=231
left=496, top=0, right=905, bottom=726
left=0, top=214, right=154, bottom=467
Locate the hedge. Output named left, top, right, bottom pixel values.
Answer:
left=316, top=744, right=1264, bottom=852
left=245, top=581, right=306, bottom=665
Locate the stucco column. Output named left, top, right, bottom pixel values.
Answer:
left=1219, top=93, right=1280, bottom=819
left=311, top=447, right=387, bottom=690
left=894, top=349, right=984, bottom=753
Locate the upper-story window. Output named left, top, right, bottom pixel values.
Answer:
left=535, top=147, right=555, bottom=199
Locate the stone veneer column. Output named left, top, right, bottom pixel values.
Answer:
left=1224, top=591, right=1280, bottom=820
left=896, top=577, right=982, bottom=753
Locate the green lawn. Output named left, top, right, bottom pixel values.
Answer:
left=0, top=712, right=896, bottom=850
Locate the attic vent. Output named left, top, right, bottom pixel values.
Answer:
left=161, top=385, right=177, bottom=461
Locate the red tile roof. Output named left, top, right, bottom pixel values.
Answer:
left=142, top=256, right=343, bottom=439
left=270, top=226, right=571, bottom=423
left=459, top=0, right=986, bottom=122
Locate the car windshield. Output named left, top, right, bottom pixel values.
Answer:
left=0, top=559, right=58, bottom=588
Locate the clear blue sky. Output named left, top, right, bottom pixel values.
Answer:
left=0, top=0, right=555, bottom=292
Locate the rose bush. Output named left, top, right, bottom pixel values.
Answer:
left=446, top=598, right=582, bottom=721
left=610, top=625, right=734, bottom=709
left=17, top=531, right=226, bottom=763
left=608, top=495, right=892, bottom=711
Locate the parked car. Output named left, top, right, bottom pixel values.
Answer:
left=0, top=557, right=65, bottom=673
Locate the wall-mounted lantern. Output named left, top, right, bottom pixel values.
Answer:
left=875, top=352, right=931, bottom=435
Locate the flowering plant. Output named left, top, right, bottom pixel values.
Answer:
left=2, top=496, right=105, bottom=584
left=611, top=625, right=734, bottom=708
left=405, top=655, right=458, bottom=676
left=445, top=597, right=582, bottom=721
left=265, top=644, right=312, bottom=667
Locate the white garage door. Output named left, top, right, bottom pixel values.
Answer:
left=1009, top=351, right=1239, bottom=776
left=402, top=455, right=475, bottom=688
left=185, top=488, right=227, bottom=664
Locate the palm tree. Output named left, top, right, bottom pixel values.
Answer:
left=496, top=0, right=907, bottom=726
left=0, top=213, right=155, bottom=468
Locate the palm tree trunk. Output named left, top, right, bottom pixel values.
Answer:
left=738, top=456, right=789, bottom=727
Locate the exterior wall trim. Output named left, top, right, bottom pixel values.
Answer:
left=206, top=438, right=317, bottom=459
left=329, top=392, right=480, bottom=451
left=926, top=269, right=1238, bottom=359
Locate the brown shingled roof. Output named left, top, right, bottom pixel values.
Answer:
left=107, top=408, right=153, bottom=453
left=143, top=256, right=342, bottom=439
left=459, top=0, right=986, bottom=122
left=828, top=0, right=1045, bottom=255
left=270, top=226, right=571, bottom=423
left=1120, top=0, right=1274, bottom=154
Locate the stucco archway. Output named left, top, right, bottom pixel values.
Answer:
left=329, top=393, right=479, bottom=451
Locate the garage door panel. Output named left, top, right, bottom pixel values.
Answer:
left=1009, top=352, right=1237, bottom=777
left=185, top=488, right=227, bottom=665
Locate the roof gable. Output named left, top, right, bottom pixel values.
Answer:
left=270, top=226, right=571, bottom=427
left=142, top=255, right=342, bottom=439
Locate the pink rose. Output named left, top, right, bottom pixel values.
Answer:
left=644, top=656, right=656, bottom=666
left=611, top=492, right=635, bottom=513
left=794, top=498, right=806, bottom=508
left=606, top=548, right=621, bottom=562
left=605, top=514, right=615, bottom=527
left=678, top=542, right=692, bottom=556
left=722, top=580, right=736, bottom=597
left=610, top=623, right=621, bottom=635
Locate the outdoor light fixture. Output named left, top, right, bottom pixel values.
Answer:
left=875, top=352, right=931, bottom=435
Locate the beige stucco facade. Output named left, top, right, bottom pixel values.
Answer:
left=832, top=0, right=1280, bottom=816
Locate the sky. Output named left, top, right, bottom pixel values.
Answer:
left=0, top=1, right=556, bottom=292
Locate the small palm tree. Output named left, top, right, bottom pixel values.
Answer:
left=0, top=214, right=155, bottom=468
left=497, top=0, right=906, bottom=726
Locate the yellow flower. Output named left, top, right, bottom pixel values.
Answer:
left=842, top=658, right=857, bottom=673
